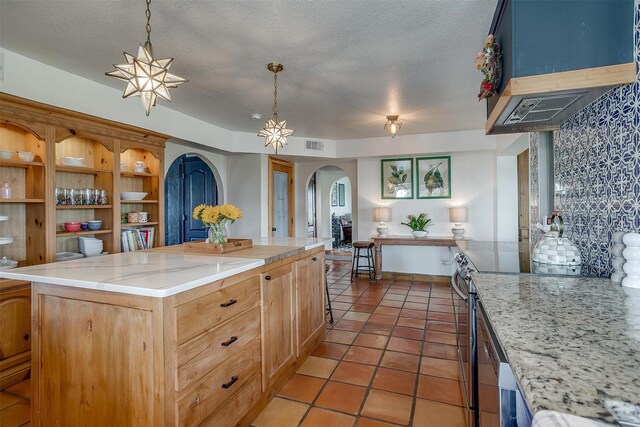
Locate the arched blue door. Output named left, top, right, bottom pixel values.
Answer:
left=165, top=155, right=217, bottom=245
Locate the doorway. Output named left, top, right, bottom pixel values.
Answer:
left=268, top=157, right=295, bottom=238
left=517, top=149, right=530, bottom=243
left=307, top=173, right=317, bottom=237
left=165, top=154, right=218, bottom=245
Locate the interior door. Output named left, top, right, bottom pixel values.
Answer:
left=517, top=150, right=530, bottom=243
left=269, top=157, right=295, bottom=238
left=183, top=156, right=217, bottom=242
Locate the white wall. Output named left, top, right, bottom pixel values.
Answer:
left=495, top=156, right=518, bottom=242
left=357, top=151, right=496, bottom=275
left=226, top=154, right=269, bottom=237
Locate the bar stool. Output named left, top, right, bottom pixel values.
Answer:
left=325, top=263, right=334, bottom=323
left=351, top=241, right=375, bottom=283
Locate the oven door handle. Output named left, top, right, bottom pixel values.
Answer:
left=451, top=271, right=468, bottom=303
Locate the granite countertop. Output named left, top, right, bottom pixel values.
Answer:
left=472, top=272, right=640, bottom=424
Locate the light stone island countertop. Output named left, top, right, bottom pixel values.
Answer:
left=472, top=272, right=640, bottom=425
left=0, top=238, right=333, bottom=297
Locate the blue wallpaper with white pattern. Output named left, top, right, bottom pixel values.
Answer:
left=551, top=2, right=640, bottom=276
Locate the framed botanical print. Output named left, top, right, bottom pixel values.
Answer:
left=416, top=156, right=451, bottom=199
left=381, top=158, right=413, bottom=199
left=338, top=183, right=345, bottom=206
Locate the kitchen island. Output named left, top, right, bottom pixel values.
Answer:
left=0, top=238, right=331, bottom=426
left=472, top=272, right=640, bottom=425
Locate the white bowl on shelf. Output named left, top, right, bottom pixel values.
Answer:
left=0, top=150, right=13, bottom=160
left=61, top=156, right=84, bottom=167
left=0, top=216, right=9, bottom=221
left=121, top=192, right=148, bottom=200
left=18, top=151, right=35, bottom=162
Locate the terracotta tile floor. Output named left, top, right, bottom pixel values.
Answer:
left=0, top=261, right=464, bottom=427
left=0, top=378, right=31, bottom=427
left=251, top=260, right=465, bottom=427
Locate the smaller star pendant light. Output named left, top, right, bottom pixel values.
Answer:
left=106, top=0, right=187, bottom=116
left=258, top=63, right=294, bottom=154
left=384, top=115, right=402, bottom=138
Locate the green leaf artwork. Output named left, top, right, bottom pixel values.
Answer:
left=416, top=156, right=451, bottom=199
left=381, top=159, right=413, bottom=199
left=423, top=162, right=444, bottom=194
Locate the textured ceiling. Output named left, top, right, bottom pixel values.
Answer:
left=0, top=0, right=496, bottom=140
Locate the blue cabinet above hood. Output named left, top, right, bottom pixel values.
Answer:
left=485, top=0, right=636, bottom=135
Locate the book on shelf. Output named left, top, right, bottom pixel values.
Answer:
left=120, top=227, right=155, bottom=252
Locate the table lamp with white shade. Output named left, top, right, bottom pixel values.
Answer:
left=449, top=206, right=468, bottom=239
left=374, top=207, right=392, bottom=236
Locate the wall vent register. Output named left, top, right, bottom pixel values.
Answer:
left=305, top=140, right=324, bottom=151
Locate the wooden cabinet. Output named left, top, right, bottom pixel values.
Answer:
left=0, top=93, right=168, bottom=393
left=260, top=263, right=296, bottom=389
left=0, top=280, right=31, bottom=389
left=118, top=143, right=164, bottom=250
left=29, top=248, right=326, bottom=426
left=295, top=253, right=325, bottom=357
left=0, top=93, right=168, bottom=264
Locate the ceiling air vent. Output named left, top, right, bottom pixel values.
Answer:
left=305, top=140, right=324, bottom=151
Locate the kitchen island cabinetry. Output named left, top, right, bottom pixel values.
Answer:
left=3, top=240, right=329, bottom=426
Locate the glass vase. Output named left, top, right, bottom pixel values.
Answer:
left=207, top=222, right=228, bottom=244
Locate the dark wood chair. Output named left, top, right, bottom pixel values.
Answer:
left=339, top=217, right=352, bottom=245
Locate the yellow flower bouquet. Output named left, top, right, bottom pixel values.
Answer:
left=193, top=203, right=243, bottom=244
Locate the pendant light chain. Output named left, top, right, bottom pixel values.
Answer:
left=273, top=72, right=278, bottom=119
left=145, top=0, right=152, bottom=44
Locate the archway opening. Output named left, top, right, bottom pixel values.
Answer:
left=164, top=154, right=218, bottom=245
left=307, top=166, right=352, bottom=255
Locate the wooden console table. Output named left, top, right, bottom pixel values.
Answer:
left=372, top=235, right=458, bottom=280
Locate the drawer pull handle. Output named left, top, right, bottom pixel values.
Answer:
left=312, top=257, right=317, bottom=261
left=222, top=376, right=238, bottom=389
left=220, top=299, right=237, bottom=308
left=221, top=336, right=238, bottom=347
left=265, top=275, right=271, bottom=280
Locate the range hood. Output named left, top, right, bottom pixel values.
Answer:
left=485, top=0, right=636, bottom=135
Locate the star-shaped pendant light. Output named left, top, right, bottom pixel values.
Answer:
left=106, top=0, right=187, bottom=116
left=258, top=63, right=294, bottom=153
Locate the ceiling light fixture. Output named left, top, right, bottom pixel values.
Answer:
left=258, top=63, right=294, bottom=154
left=105, top=0, right=187, bottom=116
left=384, top=115, right=402, bottom=138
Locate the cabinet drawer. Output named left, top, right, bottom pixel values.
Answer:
left=177, top=339, right=261, bottom=426
left=201, top=372, right=262, bottom=427
left=176, top=276, right=259, bottom=343
left=176, top=307, right=260, bottom=390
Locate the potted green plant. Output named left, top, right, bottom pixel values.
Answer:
left=401, top=213, right=432, bottom=238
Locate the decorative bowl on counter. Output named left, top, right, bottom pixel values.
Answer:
left=87, top=220, right=102, bottom=230
left=0, top=150, right=13, bottom=160
left=61, top=156, right=84, bottom=166
left=120, top=191, right=148, bottom=200
left=64, top=222, right=81, bottom=232
left=0, top=257, right=18, bottom=270
left=18, top=151, right=35, bottom=162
